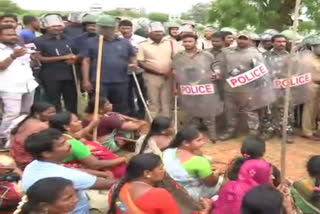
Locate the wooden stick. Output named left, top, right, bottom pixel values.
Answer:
left=174, top=95, right=178, bottom=134
left=117, top=137, right=137, bottom=143
left=93, top=35, right=104, bottom=141
left=132, top=72, right=153, bottom=122
left=281, top=0, right=301, bottom=182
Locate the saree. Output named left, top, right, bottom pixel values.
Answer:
left=291, top=178, right=320, bottom=214
left=213, top=159, right=271, bottom=214
left=163, top=148, right=223, bottom=201
left=62, top=140, right=126, bottom=179
left=109, top=183, right=181, bottom=214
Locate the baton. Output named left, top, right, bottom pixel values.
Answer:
left=66, top=45, right=81, bottom=95
left=132, top=72, right=153, bottom=122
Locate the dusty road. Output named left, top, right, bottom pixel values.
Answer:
left=202, top=135, right=320, bottom=180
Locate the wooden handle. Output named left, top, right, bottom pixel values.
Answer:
left=93, top=35, right=104, bottom=141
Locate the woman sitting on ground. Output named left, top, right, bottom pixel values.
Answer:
left=108, top=153, right=198, bottom=214
left=14, top=177, right=77, bottom=214
left=163, top=126, right=223, bottom=201
left=10, top=103, right=56, bottom=168
left=82, top=97, right=147, bottom=152
left=291, top=155, right=320, bottom=213
left=227, top=136, right=281, bottom=187
left=49, top=112, right=126, bottom=179
left=135, top=116, right=174, bottom=156
left=213, top=159, right=272, bottom=214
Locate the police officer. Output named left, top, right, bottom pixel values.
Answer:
left=301, top=35, right=320, bottom=141
left=74, top=14, right=97, bottom=52
left=262, top=34, right=294, bottom=142
left=173, top=33, right=223, bottom=142
left=82, top=15, right=137, bottom=115
left=64, top=12, right=84, bottom=39
left=166, top=22, right=180, bottom=41
left=203, top=26, right=215, bottom=49
left=218, top=31, right=275, bottom=140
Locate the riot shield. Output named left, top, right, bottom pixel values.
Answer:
left=268, top=51, right=313, bottom=106
left=173, top=51, right=224, bottom=118
left=220, top=47, right=276, bottom=112
left=266, top=52, right=313, bottom=105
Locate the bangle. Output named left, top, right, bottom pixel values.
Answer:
left=10, top=54, right=16, bottom=60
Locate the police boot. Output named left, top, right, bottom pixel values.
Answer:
left=286, top=126, right=295, bottom=144
left=219, top=129, right=236, bottom=141
left=249, top=129, right=259, bottom=137
left=260, top=116, right=275, bottom=140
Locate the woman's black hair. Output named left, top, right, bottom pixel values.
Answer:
left=241, top=136, right=266, bottom=159
left=241, top=184, right=284, bottom=214
left=19, top=177, right=73, bottom=214
left=108, top=154, right=162, bottom=214
left=307, top=155, right=320, bottom=201
left=228, top=136, right=266, bottom=180
left=272, top=165, right=281, bottom=187
left=85, top=96, right=108, bottom=114
left=11, top=102, right=55, bottom=135
left=228, top=157, right=248, bottom=180
left=169, top=126, right=200, bottom=148
left=49, top=112, right=72, bottom=132
left=139, top=116, right=171, bottom=154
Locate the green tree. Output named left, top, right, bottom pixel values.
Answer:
left=181, top=12, right=192, bottom=20
left=208, top=0, right=259, bottom=30
left=105, top=9, right=124, bottom=17
left=186, top=2, right=211, bottom=24
left=302, top=0, right=320, bottom=29
left=0, top=0, right=24, bottom=14
left=208, top=0, right=297, bottom=32
left=148, top=12, right=169, bottom=22
left=126, top=11, right=141, bottom=18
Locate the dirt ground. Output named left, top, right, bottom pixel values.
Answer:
left=201, top=135, right=320, bottom=181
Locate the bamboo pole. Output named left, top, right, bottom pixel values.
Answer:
left=281, top=0, right=301, bottom=182
left=93, top=35, right=104, bottom=141
left=174, top=95, right=178, bottom=134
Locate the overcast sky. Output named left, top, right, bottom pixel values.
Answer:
left=12, top=0, right=210, bottom=14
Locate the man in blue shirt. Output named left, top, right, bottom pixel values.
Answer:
left=22, top=128, right=115, bottom=214
left=81, top=15, right=137, bottom=115
left=19, top=15, right=40, bottom=44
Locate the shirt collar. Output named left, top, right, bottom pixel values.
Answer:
left=100, top=35, right=121, bottom=42
left=181, top=49, right=202, bottom=56
left=147, top=37, right=167, bottom=44
left=270, top=48, right=289, bottom=55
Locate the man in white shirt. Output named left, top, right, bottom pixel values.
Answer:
left=0, top=25, right=38, bottom=139
left=119, top=20, right=147, bottom=118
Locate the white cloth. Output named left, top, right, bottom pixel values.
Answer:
left=0, top=43, right=38, bottom=93
left=163, top=148, right=223, bottom=201
left=0, top=91, right=35, bottom=136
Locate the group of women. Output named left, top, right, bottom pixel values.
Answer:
left=4, top=98, right=320, bottom=214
